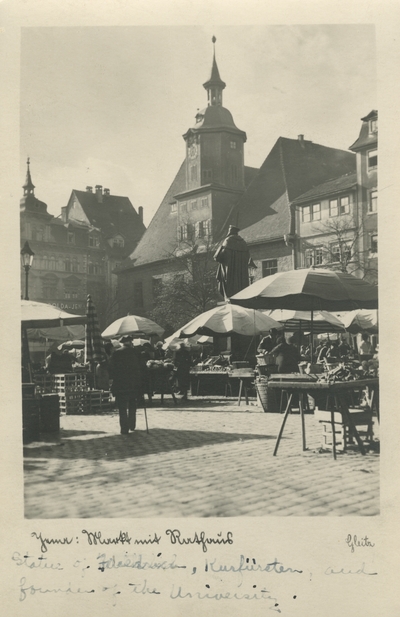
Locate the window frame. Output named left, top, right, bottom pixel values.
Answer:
left=369, top=233, right=378, bottom=256
left=261, top=258, right=278, bottom=278
left=339, top=196, right=350, bottom=215
left=368, top=149, right=378, bottom=170
left=312, top=202, right=321, bottom=221
left=368, top=189, right=377, bottom=213
left=133, top=281, right=144, bottom=308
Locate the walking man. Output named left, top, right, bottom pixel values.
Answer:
left=109, top=335, right=142, bottom=435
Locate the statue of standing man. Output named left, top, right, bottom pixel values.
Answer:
left=214, top=225, right=250, bottom=299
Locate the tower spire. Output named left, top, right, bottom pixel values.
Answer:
left=203, top=35, right=226, bottom=107
left=23, top=157, right=35, bottom=196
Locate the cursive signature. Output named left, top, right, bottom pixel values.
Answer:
left=346, top=534, right=375, bottom=553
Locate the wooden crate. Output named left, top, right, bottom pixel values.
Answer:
left=59, top=391, right=85, bottom=415
left=53, top=373, right=87, bottom=393
left=81, top=390, right=112, bottom=414
left=315, top=407, right=373, bottom=452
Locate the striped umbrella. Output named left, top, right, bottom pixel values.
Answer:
left=85, top=295, right=107, bottom=368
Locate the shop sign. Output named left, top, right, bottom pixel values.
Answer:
left=51, top=302, right=85, bottom=311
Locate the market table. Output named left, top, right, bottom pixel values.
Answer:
left=267, top=378, right=379, bottom=459
left=228, top=369, right=256, bottom=405
left=190, top=370, right=231, bottom=396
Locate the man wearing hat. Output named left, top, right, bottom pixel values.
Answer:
left=109, top=335, right=142, bottom=435
left=214, top=225, right=250, bottom=298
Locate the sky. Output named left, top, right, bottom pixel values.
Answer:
left=20, top=25, right=376, bottom=225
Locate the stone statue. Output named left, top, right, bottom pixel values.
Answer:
left=214, top=225, right=250, bottom=298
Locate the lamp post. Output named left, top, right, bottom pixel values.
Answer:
left=248, top=258, right=257, bottom=284
left=21, top=241, right=35, bottom=300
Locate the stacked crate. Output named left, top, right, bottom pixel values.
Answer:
left=82, top=389, right=111, bottom=414
left=53, top=373, right=87, bottom=415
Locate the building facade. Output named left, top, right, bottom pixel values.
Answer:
left=291, top=110, right=377, bottom=283
left=116, top=41, right=360, bottom=322
left=20, top=161, right=146, bottom=328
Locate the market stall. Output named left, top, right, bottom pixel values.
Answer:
left=268, top=375, right=379, bottom=460
left=231, top=268, right=379, bottom=432
left=21, top=300, right=87, bottom=442
left=171, top=302, right=282, bottom=397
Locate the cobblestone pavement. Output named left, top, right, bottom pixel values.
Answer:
left=23, top=397, right=379, bottom=518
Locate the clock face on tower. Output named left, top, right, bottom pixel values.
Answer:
left=189, top=144, right=198, bottom=159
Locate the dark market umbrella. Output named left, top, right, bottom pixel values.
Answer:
left=85, top=295, right=107, bottom=379
left=230, top=268, right=378, bottom=312
left=231, top=268, right=378, bottom=362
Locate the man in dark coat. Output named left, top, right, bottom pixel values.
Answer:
left=109, top=335, right=142, bottom=434
left=174, top=343, right=192, bottom=400
left=214, top=225, right=250, bottom=298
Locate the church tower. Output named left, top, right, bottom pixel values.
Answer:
left=175, top=37, right=247, bottom=245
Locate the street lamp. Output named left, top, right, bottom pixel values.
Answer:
left=21, top=241, right=35, bottom=300
left=248, top=257, right=257, bottom=284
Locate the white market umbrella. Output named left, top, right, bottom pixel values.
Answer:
left=21, top=300, right=86, bottom=381
left=21, top=299, right=86, bottom=329
left=264, top=309, right=346, bottom=333
left=162, top=333, right=213, bottom=351
left=102, top=314, right=164, bottom=338
left=177, top=303, right=283, bottom=338
left=336, top=309, right=378, bottom=334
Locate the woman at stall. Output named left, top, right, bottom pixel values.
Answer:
left=270, top=335, right=300, bottom=374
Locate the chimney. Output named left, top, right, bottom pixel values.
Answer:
left=86, top=186, right=93, bottom=193
left=61, top=206, right=67, bottom=222
left=103, top=188, right=110, bottom=196
left=138, top=206, right=143, bottom=222
left=298, top=134, right=304, bottom=142
left=95, top=185, right=103, bottom=203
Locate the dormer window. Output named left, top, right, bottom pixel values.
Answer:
left=67, top=231, right=75, bottom=245
left=370, top=118, right=378, bottom=134
left=112, top=235, right=125, bottom=249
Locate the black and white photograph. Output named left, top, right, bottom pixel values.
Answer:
left=1, top=4, right=399, bottom=616
left=19, top=24, right=380, bottom=518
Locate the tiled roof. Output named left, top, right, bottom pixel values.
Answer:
left=122, top=162, right=259, bottom=270
left=121, top=161, right=187, bottom=269
left=235, top=137, right=356, bottom=244
left=71, top=190, right=146, bottom=254
left=291, top=172, right=357, bottom=205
